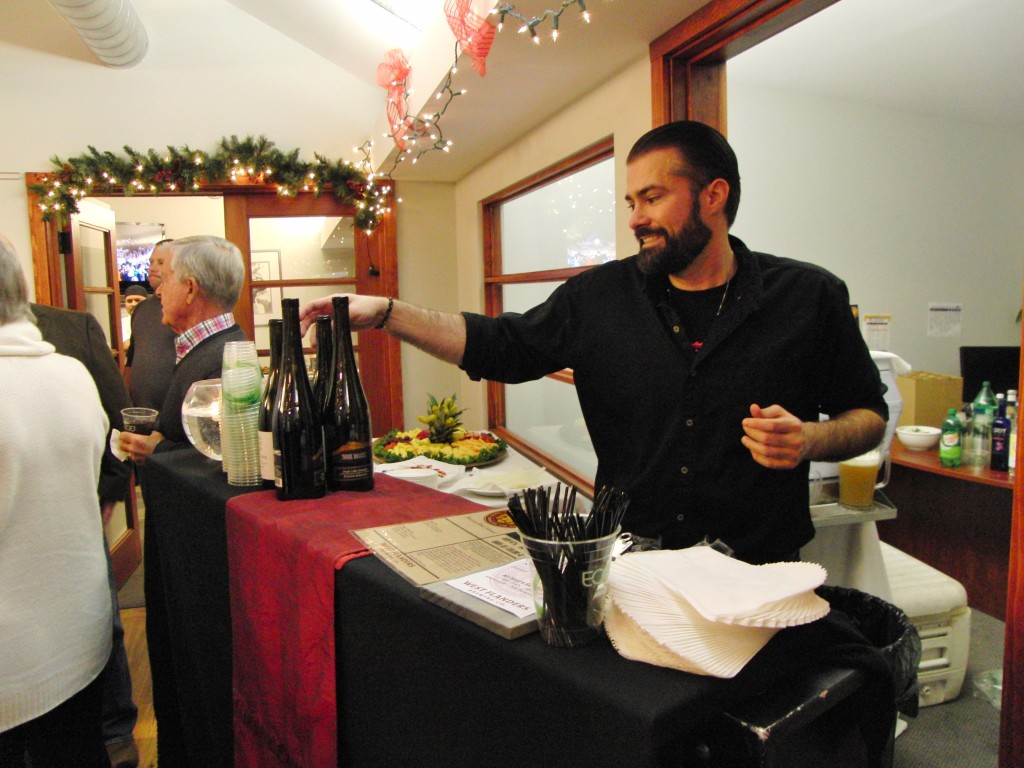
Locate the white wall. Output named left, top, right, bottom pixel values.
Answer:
left=392, top=181, right=462, bottom=428
left=450, top=56, right=654, bottom=422
left=727, top=83, right=1024, bottom=377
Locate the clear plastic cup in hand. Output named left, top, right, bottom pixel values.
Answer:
left=121, top=407, right=159, bottom=435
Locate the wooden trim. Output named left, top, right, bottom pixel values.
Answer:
left=493, top=427, right=595, bottom=500
left=547, top=369, right=575, bottom=385
left=26, top=173, right=61, bottom=305
left=891, top=439, right=1013, bottom=491
left=480, top=140, right=614, bottom=466
left=27, top=178, right=404, bottom=435
left=485, top=267, right=591, bottom=285
left=480, top=136, right=614, bottom=208
left=649, top=0, right=840, bottom=126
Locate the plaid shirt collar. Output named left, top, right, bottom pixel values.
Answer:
left=175, top=312, right=235, bottom=362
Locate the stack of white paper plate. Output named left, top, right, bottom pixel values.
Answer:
left=605, top=547, right=829, bottom=678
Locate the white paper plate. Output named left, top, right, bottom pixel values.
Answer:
left=629, top=548, right=828, bottom=627
left=606, top=560, right=779, bottom=678
left=467, top=486, right=508, bottom=497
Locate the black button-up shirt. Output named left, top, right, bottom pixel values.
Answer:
left=461, top=236, right=887, bottom=564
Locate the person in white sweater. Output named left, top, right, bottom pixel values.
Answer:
left=0, top=233, right=112, bottom=768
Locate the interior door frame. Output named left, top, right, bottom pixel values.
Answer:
left=25, top=177, right=404, bottom=437
left=651, top=0, right=1019, bottom=761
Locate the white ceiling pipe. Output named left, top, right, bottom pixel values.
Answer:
left=48, top=0, right=149, bottom=68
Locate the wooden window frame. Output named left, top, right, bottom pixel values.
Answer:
left=479, top=136, right=613, bottom=496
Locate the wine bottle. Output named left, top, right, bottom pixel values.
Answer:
left=322, top=295, right=375, bottom=492
left=312, top=315, right=333, bottom=416
left=258, top=319, right=283, bottom=489
left=274, top=298, right=326, bottom=500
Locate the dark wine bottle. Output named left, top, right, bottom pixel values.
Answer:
left=312, top=315, right=333, bottom=416
left=322, top=295, right=374, bottom=492
left=258, top=318, right=283, bottom=489
left=274, top=298, right=326, bottom=500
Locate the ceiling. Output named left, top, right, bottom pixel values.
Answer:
left=6, top=0, right=1022, bottom=183
left=195, top=0, right=1024, bottom=181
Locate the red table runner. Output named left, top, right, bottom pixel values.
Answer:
left=226, top=474, right=489, bottom=768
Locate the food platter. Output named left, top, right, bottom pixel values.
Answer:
left=372, top=432, right=507, bottom=468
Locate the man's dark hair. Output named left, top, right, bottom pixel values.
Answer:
left=627, top=121, right=741, bottom=226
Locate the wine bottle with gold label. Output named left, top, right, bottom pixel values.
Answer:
left=322, top=295, right=374, bottom=492
left=274, top=298, right=326, bottom=500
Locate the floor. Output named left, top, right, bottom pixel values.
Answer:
left=121, top=607, right=157, bottom=768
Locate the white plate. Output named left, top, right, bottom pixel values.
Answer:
left=467, top=487, right=508, bottom=498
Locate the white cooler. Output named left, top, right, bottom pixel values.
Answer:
left=880, top=541, right=971, bottom=707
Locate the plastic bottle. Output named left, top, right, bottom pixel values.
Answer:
left=939, top=408, right=963, bottom=468
left=964, top=381, right=998, bottom=467
left=973, top=380, right=998, bottom=425
left=991, top=394, right=1010, bottom=472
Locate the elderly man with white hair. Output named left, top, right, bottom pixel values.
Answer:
left=118, top=235, right=248, bottom=463
left=0, top=233, right=112, bottom=767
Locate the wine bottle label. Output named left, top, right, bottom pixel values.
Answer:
left=273, top=449, right=283, bottom=488
left=331, top=442, right=373, bottom=483
left=259, top=430, right=275, bottom=481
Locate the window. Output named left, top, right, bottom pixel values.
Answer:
left=481, top=137, right=614, bottom=493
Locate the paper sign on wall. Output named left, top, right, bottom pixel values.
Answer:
left=928, top=303, right=962, bottom=337
left=863, top=314, right=892, bottom=351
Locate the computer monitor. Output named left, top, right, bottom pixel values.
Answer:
left=959, top=346, right=1021, bottom=402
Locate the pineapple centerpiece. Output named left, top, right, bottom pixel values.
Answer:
left=373, top=394, right=507, bottom=465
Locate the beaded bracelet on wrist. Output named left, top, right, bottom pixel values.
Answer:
left=376, top=296, right=394, bottom=330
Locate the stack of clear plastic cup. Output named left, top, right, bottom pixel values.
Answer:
left=221, top=341, right=263, bottom=486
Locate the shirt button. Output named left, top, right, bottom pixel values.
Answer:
left=676, top=513, right=685, bottom=522
left=685, top=418, right=694, bottom=427
left=680, top=466, right=689, bottom=475
left=672, top=325, right=681, bottom=333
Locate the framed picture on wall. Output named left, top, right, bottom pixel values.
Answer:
left=251, top=250, right=282, bottom=325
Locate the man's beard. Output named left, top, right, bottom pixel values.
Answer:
left=635, top=199, right=712, bottom=277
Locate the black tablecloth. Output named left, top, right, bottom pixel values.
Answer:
left=143, top=449, right=259, bottom=768
left=334, top=558, right=905, bottom=768
left=142, top=449, right=907, bottom=768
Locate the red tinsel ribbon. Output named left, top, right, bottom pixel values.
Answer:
left=445, top=0, right=495, bottom=77
left=377, top=48, right=414, bottom=151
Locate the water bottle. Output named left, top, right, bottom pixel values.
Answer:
left=964, top=381, right=998, bottom=467
left=939, top=408, right=963, bottom=468
left=991, top=394, right=1010, bottom=472
left=973, top=380, right=998, bottom=425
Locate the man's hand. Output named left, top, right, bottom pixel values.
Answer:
left=741, top=403, right=807, bottom=469
left=118, top=430, right=165, bottom=465
left=742, top=404, right=887, bottom=469
left=298, top=294, right=390, bottom=338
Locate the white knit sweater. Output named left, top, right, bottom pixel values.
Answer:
left=0, top=320, right=112, bottom=731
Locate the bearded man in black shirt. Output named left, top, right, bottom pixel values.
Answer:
left=299, top=121, right=887, bottom=565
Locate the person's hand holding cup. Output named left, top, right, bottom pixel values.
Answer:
left=119, top=407, right=162, bottom=464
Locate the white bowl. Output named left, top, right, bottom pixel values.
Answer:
left=896, top=425, right=941, bottom=451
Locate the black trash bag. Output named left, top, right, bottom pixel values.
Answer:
left=818, top=585, right=923, bottom=719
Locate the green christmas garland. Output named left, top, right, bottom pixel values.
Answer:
left=29, top=135, right=388, bottom=232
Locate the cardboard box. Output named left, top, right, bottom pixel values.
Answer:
left=895, top=371, right=963, bottom=428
